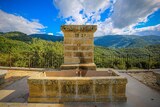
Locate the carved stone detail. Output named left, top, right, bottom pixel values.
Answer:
left=61, top=25, right=97, bottom=32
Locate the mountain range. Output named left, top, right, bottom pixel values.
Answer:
left=0, top=31, right=160, bottom=48
left=94, top=35, right=160, bottom=48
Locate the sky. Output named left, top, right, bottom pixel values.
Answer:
left=0, top=0, right=160, bottom=37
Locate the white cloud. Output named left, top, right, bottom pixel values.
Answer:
left=53, top=0, right=110, bottom=24
left=53, top=0, right=160, bottom=36
left=48, top=33, right=54, bottom=35
left=134, top=24, right=160, bottom=36
left=0, top=10, right=45, bottom=34
left=95, top=19, right=160, bottom=36
left=111, top=0, right=160, bottom=28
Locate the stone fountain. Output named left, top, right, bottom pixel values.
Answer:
left=28, top=25, right=127, bottom=103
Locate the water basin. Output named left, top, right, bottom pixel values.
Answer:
left=28, top=69, right=127, bottom=103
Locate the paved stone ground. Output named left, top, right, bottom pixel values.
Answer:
left=0, top=69, right=160, bottom=107
left=128, top=71, right=160, bottom=91
left=0, top=70, right=42, bottom=90
left=0, top=70, right=42, bottom=103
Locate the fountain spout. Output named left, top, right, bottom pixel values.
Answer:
left=75, top=67, right=82, bottom=77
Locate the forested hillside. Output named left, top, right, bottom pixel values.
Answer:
left=0, top=32, right=160, bottom=69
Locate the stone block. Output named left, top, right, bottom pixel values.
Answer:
left=73, top=52, right=84, bottom=57
left=64, top=52, right=72, bottom=57
left=45, top=80, right=59, bottom=97
left=84, top=52, right=93, bottom=57
left=95, top=83, right=109, bottom=96
left=64, top=39, right=73, bottom=44
left=73, top=39, right=84, bottom=45
left=115, top=84, right=126, bottom=96
left=84, top=39, right=93, bottom=44
left=28, top=79, right=44, bottom=97
left=61, top=80, right=76, bottom=96
left=80, top=58, right=93, bottom=63
left=77, top=80, right=93, bottom=95
left=64, top=58, right=80, bottom=64
left=65, top=46, right=78, bottom=51
left=64, top=32, right=74, bottom=38
left=79, top=46, right=93, bottom=51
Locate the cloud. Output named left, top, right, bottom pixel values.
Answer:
left=134, top=24, right=160, bottom=35
left=0, top=10, right=45, bottom=34
left=53, top=0, right=110, bottom=24
left=111, top=0, right=160, bottom=28
left=53, top=0, right=160, bottom=36
left=48, top=33, right=54, bottom=35
left=95, top=19, right=160, bottom=36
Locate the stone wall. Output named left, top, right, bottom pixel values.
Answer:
left=28, top=75, right=127, bottom=102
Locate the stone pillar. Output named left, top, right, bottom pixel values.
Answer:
left=60, top=25, right=97, bottom=70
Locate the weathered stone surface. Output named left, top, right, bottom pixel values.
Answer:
left=64, top=39, right=73, bottom=44
left=60, top=63, right=96, bottom=70
left=0, top=70, right=7, bottom=85
left=77, top=80, right=93, bottom=95
left=61, top=25, right=97, bottom=32
left=65, top=46, right=78, bottom=50
left=73, top=52, right=85, bottom=57
left=79, top=46, right=93, bottom=51
left=61, top=25, right=97, bottom=70
left=154, top=72, right=160, bottom=85
left=28, top=70, right=127, bottom=103
left=95, top=81, right=109, bottom=96
left=64, top=52, right=72, bottom=57
left=61, top=80, right=76, bottom=96
left=64, top=58, right=80, bottom=64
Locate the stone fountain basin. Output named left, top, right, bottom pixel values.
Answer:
left=28, top=69, right=127, bottom=103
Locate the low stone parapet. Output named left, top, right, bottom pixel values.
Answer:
left=0, top=70, right=7, bottom=85
left=28, top=70, right=127, bottom=103
left=154, top=72, right=160, bottom=85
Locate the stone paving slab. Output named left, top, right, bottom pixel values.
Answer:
left=128, top=71, right=160, bottom=91
left=120, top=73, right=160, bottom=107
left=0, top=70, right=42, bottom=103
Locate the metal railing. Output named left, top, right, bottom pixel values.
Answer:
left=0, top=51, right=63, bottom=69
left=95, top=53, right=160, bottom=70
left=0, top=52, right=160, bottom=70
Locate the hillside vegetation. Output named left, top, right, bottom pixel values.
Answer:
left=0, top=32, right=160, bottom=69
